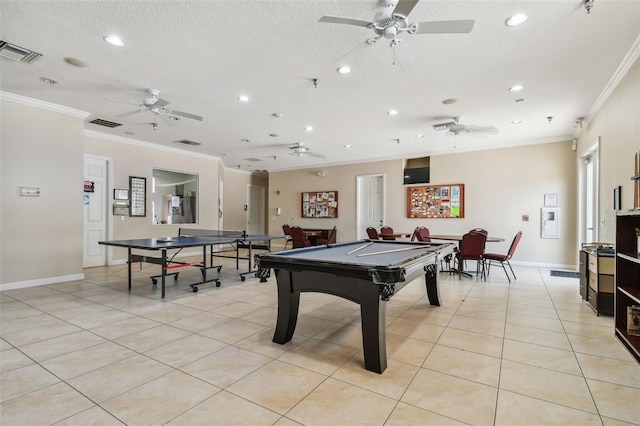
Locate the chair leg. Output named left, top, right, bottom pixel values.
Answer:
left=499, top=261, right=511, bottom=283
left=506, top=260, right=516, bottom=281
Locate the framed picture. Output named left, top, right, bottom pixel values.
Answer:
left=544, top=193, right=557, bottom=207
left=614, top=186, right=621, bottom=211
left=114, top=189, right=129, bottom=200
left=129, top=176, right=146, bottom=217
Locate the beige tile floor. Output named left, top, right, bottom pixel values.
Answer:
left=1, top=255, right=639, bottom=425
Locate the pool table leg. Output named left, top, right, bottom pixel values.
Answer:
left=272, top=269, right=300, bottom=344
left=424, top=263, right=441, bottom=306
left=360, top=290, right=387, bottom=374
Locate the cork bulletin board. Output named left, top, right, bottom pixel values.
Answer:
left=301, top=191, right=338, bottom=218
left=407, top=184, right=464, bottom=218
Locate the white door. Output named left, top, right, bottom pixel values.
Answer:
left=357, top=174, right=384, bottom=239
left=83, top=156, right=108, bottom=267
left=247, top=184, right=265, bottom=234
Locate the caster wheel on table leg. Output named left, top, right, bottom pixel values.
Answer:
left=152, top=279, right=157, bottom=285
left=192, top=286, right=198, bottom=293
left=216, top=282, right=221, bottom=287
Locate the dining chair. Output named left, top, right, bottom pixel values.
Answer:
left=469, top=228, right=488, bottom=236
left=484, top=231, right=522, bottom=282
left=316, top=226, right=336, bottom=245
left=282, top=224, right=293, bottom=250
left=366, top=227, right=380, bottom=240
left=411, top=226, right=431, bottom=242
left=455, top=231, right=488, bottom=280
left=289, top=226, right=310, bottom=249
left=380, top=226, right=395, bottom=240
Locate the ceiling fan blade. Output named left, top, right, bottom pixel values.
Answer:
left=392, top=40, right=415, bottom=72
left=169, top=110, right=203, bottom=121
left=467, top=125, right=499, bottom=134
left=309, top=152, right=326, bottom=159
left=319, top=16, right=373, bottom=28
left=433, top=121, right=456, bottom=131
left=116, top=109, right=145, bottom=118
left=154, top=98, right=170, bottom=107
left=413, top=19, right=475, bottom=34
left=334, top=38, right=376, bottom=67
left=392, top=0, right=420, bottom=18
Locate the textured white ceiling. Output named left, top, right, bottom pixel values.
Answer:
left=1, top=0, right=639, bottom=172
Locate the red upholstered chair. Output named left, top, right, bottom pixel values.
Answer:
left=455, top=231, right=488, bottom=280
left=484, top=231, right=522, bottom=282
left=366, top=227, right=380, bottom=240
left=470, top=228, right=488, bottom=236
left=289, top=226, right=310, bottom=249
left=411, top=226, right=432, bottom=242
left=380, top=226, right=395, bottom=240
left=282, top=224, right=293, bottom=249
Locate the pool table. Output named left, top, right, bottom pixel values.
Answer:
left=256, top=240, right=456, bottom=373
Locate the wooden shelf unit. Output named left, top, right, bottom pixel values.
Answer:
left=614, top=211, right=640, bottom=363
left=579, top=249, right=614, bottom=316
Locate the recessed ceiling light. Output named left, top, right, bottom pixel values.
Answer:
left=337, top=66, right=351, bottom=74
left=511, top=120, right=522, bottom=124
left=415, top=134, right=424, bottom=138
left=103, top=35, right=124, bottom=47
left=269, top=133, right=279, bottom=137
left=241, top=138, right=250, bottom=143
left=509, top=84, right=524, bottom=92
left=304, top=126, right=313, bottom=131
left=272, top=112, right=282, bottom=118
left=442, top=98, right=457, bottom=105
left=237, top=95, right=249, bottom=102
left=387, top=109, right=398, bottom=116
left=344, top=144, right=352, bottom=148
left=505, top=13, right=528, bottom=27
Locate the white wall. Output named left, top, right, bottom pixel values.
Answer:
left=1, top=99, right=86, bottom=285
left=268, top=141, right=577, bottom=268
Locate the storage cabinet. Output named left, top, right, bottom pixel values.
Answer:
left=579, top=249, right=614, bottom=316
left=614, top=211, right=640, bottom=363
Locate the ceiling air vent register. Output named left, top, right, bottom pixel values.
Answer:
left=0, top=41, right=42, bottom=63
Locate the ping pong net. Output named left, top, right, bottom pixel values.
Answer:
left=179, top=229, right=247, bottom=239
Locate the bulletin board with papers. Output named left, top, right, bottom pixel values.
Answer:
left=407, top=184, right=465, bottom=218
left=301, top=191, right=338, bottom=218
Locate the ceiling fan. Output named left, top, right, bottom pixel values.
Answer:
left=115, top=89, right=203, bottom=124
left=319, top=0, right=474, bottom=71
left=289, top=143, right=325, bottom=158
left=433, top=116, right=499, bottom=136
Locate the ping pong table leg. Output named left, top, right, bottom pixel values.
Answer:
left=161, top=248, right=166, bottom=298
left=127, top=248, right=132, bottom=291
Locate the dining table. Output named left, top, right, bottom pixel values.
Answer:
left=380, top=232, right=413, bottom=240
left=428, top=234, right=505, bottom=277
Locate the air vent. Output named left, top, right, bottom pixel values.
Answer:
left=175, top=139, right=202, bottom=146
left=0, top=40, right=42, bottom=63
left=243, top=158, right=263, bottom=162
left=88, top=118, right=123, bottom=128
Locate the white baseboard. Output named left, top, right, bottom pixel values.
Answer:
left=510, top=260, right=577, bottom=271
left=0, top=274, right=86, bottom=292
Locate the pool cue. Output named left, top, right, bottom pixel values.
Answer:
left=346, top=241, right=373, bottom=255
left=357, top=245, right=430, bottom=257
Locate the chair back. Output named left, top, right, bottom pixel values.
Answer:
left=411, top=226, right=431, bottom=242
left=380, top=226, right=395, bottom=240
left=282, top=224, right=291, bottom=236
left=366, top=227, right=379, bottom=240
left=469, top=228, right=488, bottom=236
left=289, top=226, right=308, bottom=248
left=459, top=231, right=487, bottom=261
left=506, top=231, right=523, bottom=259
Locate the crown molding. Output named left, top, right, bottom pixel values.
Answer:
left=0, top=91, right=91, bottom=118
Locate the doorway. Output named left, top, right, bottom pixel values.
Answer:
left=578, top=138, right=599, bottom=247
left=357, top=174, right=385, bottom=240
left=247, top=184, right=265, bottom=234
left=83, top=156, right=110, bottom=267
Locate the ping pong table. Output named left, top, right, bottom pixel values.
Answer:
left=99, top=229, right=286, bottom=298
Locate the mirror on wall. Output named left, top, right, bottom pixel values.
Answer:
left=152, top=169, right=198, bottom=225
